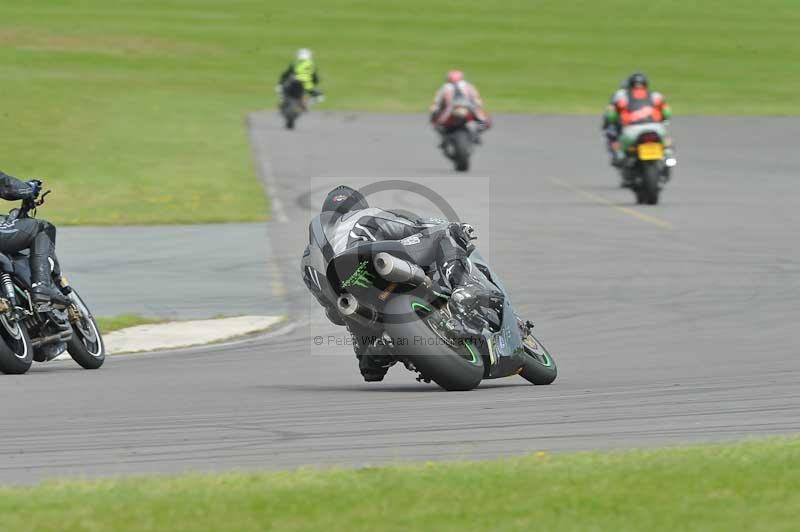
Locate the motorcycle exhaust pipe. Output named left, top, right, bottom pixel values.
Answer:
left=374, top=253, right=432, bottom=288
left=337, top=293, right=359, bottom=317
left=337, top=293, right=378, bottom=325
left=31, top=329, right=73, bottom=348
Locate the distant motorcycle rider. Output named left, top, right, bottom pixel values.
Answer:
left=430, top=70, right=491, bottom=141
left=0, top=170, right=66, bottom=311
left=301, top=185, right=501, bottom=382
left=278, top=48, right=321, bottom=98
left=603, top=72, right=673, bottom=166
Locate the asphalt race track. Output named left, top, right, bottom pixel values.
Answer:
left=1, top=113, right=799, bottom=483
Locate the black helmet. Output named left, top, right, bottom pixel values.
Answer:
left=627, top=72, right=649, bottom=88
left=321, top=185, right=369, bottom=219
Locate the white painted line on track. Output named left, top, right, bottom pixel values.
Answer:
left=547, top=176, right=675, bottom=230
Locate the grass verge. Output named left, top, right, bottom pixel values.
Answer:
left=1, top=437, right=798, bottom=531
left=95, top=314, right=164, bottom=334
left=1, top=1, right=797, bottom=224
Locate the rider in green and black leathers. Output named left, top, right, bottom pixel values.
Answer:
left=279, top=48, right=320, bottom=97
left=0, top=170, right=67, bottom=311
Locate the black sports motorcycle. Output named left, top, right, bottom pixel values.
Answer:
left=0, top=187, right=105, bottom=374
left=304, top=225, right=557, bottom=391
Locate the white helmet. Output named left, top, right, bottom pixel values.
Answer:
left=296, top=48, right=312, bottom=61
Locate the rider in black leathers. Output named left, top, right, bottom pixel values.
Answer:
left=302, top=185, right=500, bottom=382
left=0, top=170, right=66, bottom=310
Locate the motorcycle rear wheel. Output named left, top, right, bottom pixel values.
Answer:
left=0, top=314, right=33, bottom=374
left=281, top=101, right=299, bottom=130
left=639, top=162, right=661, bottom=205
left=452, top=129, right=471, bottom=172
left=384, top=295, right=483, bottom=391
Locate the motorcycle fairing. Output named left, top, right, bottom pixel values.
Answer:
left=467, top=251, right=527, bottom=378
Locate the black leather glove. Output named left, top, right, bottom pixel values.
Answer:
left=449, top=223, right=476, bottom=254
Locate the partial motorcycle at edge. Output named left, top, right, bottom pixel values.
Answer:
left=0, top=186, right=105, bottom=374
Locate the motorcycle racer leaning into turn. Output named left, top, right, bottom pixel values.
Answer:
left=430, top=70, right=491, bottom=143
left=301, top=185, right=501, bottom=382
left=0, top=170, right=68, bottom=312
left=603, top=72, right=674, bottom=167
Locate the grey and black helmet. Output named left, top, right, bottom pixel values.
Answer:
left=321, top=185, right=369, bottom=220
left=627, top=72, right=649, bottom=88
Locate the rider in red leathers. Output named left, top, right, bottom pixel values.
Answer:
left=430, top=70, right=491, bottom=142
left=603, top=72, right=673, bottom=167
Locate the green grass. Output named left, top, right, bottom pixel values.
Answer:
left=95, top=314, right=163, bottom=334
left=1, top=437, right=798, bottom=532
left=2, top=1, right=797, bottom=224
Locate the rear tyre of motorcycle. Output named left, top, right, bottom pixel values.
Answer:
left=281, top=101, right=297, bottom=130
left=66, top=290, right=105, bottom=369
left=384, top=295, right=483, bottom=391
left=0, top=314, right=33, bottom=374
left=519, top=333, right=557, bottom=385
left=641, top=162, right=661, bottom=205
left=452, top=130, right=471, bottom=172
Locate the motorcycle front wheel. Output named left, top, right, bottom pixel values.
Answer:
left=66, top=289, right=105, bottom=369
left=518, top=333, right=557, bottom=385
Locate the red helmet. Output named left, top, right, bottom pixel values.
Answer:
left=446, top=70, right=464, bottom=83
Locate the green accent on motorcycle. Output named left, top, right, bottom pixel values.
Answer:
left=411, top=302, right=432, bottom=313
left=525, top=336, right=553, bottom=367
left=341, top=260, right=374, bottom=289
left=464, top=341, right=479, bottom=365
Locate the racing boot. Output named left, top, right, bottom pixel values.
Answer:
left=358, top=354, right=391, bottom=382
left=349, top=325, right=391, bottom=382
left=29, top=234, right=68, bottom=313
left=609, top=142, right=625, bottom=168
left=442, top=259, right=503, bottom=339
left=31, top=278, right=70, bottom=313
